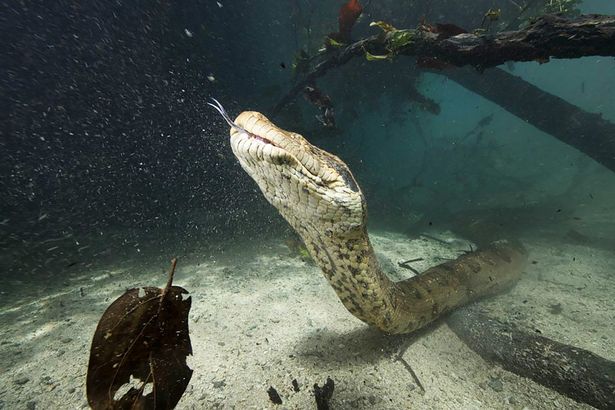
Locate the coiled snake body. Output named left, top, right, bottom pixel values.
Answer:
left=211, top=101, right=527, bottom=334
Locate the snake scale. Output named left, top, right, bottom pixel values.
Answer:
left=210, top=100, right=527, bottom=334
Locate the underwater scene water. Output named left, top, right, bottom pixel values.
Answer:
left=1, top=0, right=615, bottom=409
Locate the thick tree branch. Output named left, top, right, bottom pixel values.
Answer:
left=273, top=14, right=615, bottom=115
left=272, top=14, right=615, bottom=173
left=273, top=14, right=614, bottom=115
left=402, top=14, right=615, bottom=68
left=434, top=66, right=615, bottom=173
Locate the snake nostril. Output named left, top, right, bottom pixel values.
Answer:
left=271, top=155, right=292, bottom=166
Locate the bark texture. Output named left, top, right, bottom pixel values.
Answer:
left=407, top=14, right=615, bottom=68
left=447, top=305, right=615, bottom=410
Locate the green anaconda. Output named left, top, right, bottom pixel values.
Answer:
left=210, top=100, right=527, bottom=334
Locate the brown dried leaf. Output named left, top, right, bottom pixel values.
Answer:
left=87, top=259, right=192, bottom=410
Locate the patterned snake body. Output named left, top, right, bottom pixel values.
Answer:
left=215, top=106, right=527, bottom=334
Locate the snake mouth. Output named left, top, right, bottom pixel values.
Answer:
left=230, top=111, right=331, bottom=183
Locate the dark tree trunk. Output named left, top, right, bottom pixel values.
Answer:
left=447, top=305, right=615, bottom=410
left=436, top=66, right=615, bottom=173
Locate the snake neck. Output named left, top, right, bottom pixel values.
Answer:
left=293, top=220, right=402, bottom=332
left=295, top=219, right=525, bottom=334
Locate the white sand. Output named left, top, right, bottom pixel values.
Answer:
left=0, top=229, right=612, bottom=409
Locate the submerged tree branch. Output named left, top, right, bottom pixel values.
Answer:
left=272, top=36, right=373, bottom=116
left=272, top=14, right=615, bottom=173
left=398, top=13, right=615, bottom=68
left=272, top=14, right=615, bottom=116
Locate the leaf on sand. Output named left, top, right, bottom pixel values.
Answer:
left=87, top=258, right=192, bottom=410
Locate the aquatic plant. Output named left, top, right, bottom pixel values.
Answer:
left=365, top=21, right=416, bottom=61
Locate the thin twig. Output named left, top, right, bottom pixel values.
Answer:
left=399, top=265, right=420, bottom=275
left=395, top=341, right=426, bottom=393
left=164, top=258, right=178, bottom=292
left=419, top=234, right=449, bottom=245
left=399, top=257, right=424, bottom=264
left=397, top=258, right=423, bottom=274
left=158, top=258, right=178, bottom=314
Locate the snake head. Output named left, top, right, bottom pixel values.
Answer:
left=221, top=109, right=366, bottom=236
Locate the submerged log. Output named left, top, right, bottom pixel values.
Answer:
left=447, top=305, right=615, bottom=410
left=437, top=66, right=615, bottom=173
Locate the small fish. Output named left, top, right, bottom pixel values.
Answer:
left=207, top=74, right=216, bottom=82
left=184, top=28, right=193, bottom=38
left=477, top=114, right=494, bottom=127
